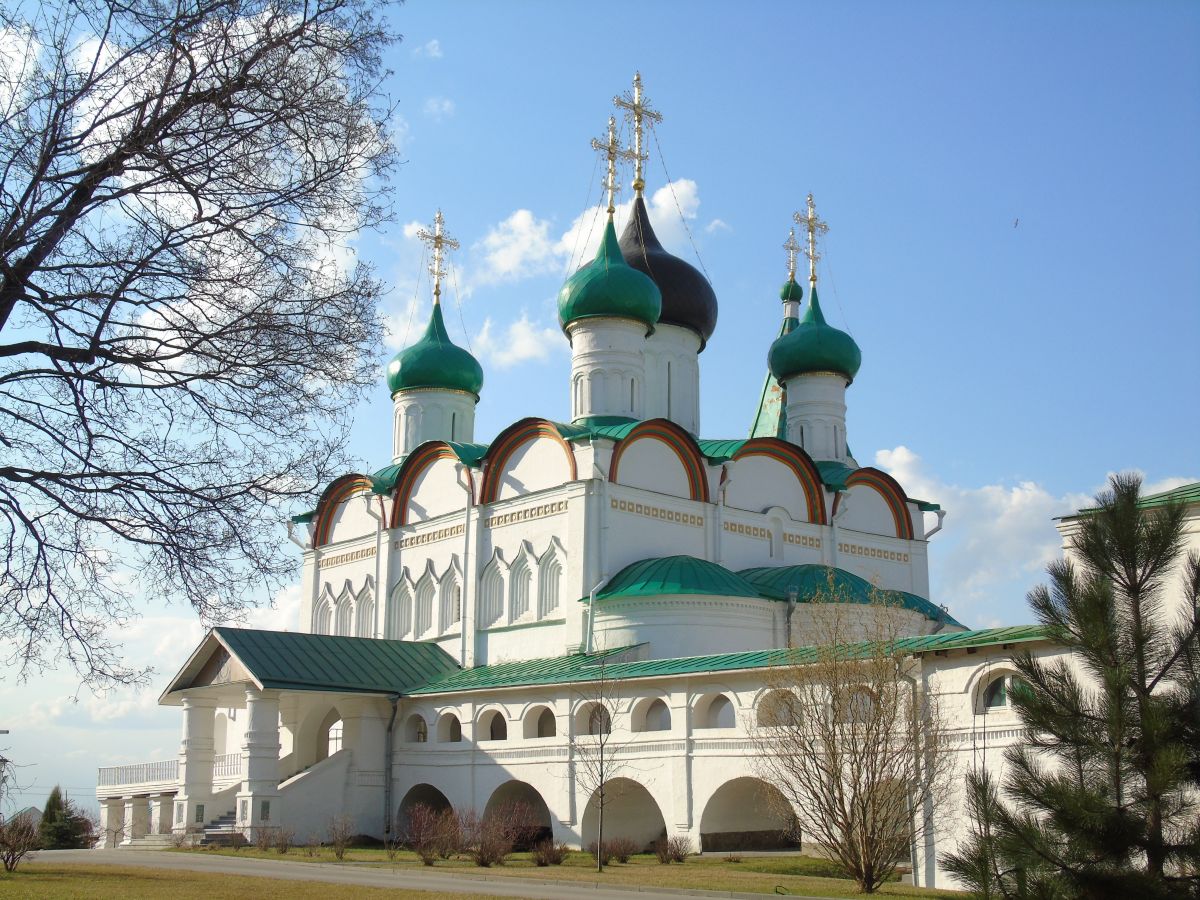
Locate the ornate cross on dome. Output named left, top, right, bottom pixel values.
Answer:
left=613, top=71, right=662, bottom=196
left=783, top=227, right=803, bottom=282
left=793, top=193, right=829, bottom=286
left=591, top=116, right=636, bottom=217
left=416, top=209, right=459, bottom=302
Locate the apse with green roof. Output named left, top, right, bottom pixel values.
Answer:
left=561, top=117, right=663, bottom=425
left=766, top=195, right=861, bottom=463
left=388, top=210, right=484, bottom=463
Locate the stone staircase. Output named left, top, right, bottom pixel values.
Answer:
left=120, top=833, right=176, bottom=850
left=199, top=809, right=246, bottom=847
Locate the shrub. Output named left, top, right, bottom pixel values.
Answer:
left=588, top=841, right=612, bottom=866
left=667, top=835, right=692, bottom=862
left=653, top=839, right=671, bottom=864
left=253, top=826, right=276, bottom=852
left=607, top=836, right=637, bottom=863
left=384, top=833, right=401, bottom=861
left=327, top=814, right=353, bottom=861
left=723, top=852, right=742, bottom=863
left=404, top=803, right=445, bottom=866
left=275, top=827, right=295, bottom=854
left=458, top=803, right=534, bottom=868
left=532, top=839, right=570, bottom=866
left=0, top=816, right=39, bottom=872
left=301, top=841, right=318, bottom=858
left=436, top=808, right=461, bottom=859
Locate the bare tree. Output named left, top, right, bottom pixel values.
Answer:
left=570, top=657, right=633, bottom=872
left=0, top=0, right=398, bottom=686
left=0, top=813, right=39, bottom=872
left=754, top=589, right=954, bottom=893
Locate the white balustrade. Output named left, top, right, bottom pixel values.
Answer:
left=97, top=759, right=178, bottom=788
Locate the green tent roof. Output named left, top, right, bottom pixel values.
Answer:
left=409, top=624, right=1049, bottom=695
left=594, top=555, right=762, bottom=602
left=1059, top=480, right=1200, bottom=520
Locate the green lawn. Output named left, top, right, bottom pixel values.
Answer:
left=0, top=863, right=505, bottom=900
left=168, top=845, right=964, bottom=898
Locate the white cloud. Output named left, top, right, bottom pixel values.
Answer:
left=557, top=180, right=702, bottom=271
left=874, top=446, right=1094, bottom=627
left=422, top=96, right=455, bottom=121
left=472, top=209, right=560, bottom=287
left=474, top=312, right=564, bottom=369
left=412, top=38, right=442, bottom=58
left=706, top=218, right=731, bottom=234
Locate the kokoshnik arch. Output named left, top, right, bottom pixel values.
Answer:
left=93, top=73, right=1200, bottom=890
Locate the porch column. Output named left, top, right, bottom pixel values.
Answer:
left=120, top=795, right=150, bottom=845
left=149, top=793, right=174, bottom=835
left=236, top=687, right=281, bottom=836
left=98, top=798, right=125, bottom=848
left=174, top=694, right=217, bottom=833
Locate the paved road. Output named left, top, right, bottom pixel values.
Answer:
left=32, top=849, right=846, bottom=900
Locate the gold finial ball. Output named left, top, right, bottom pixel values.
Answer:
left=633, top=177, right=645, bottom=192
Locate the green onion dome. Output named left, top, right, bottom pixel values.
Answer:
left=558, top=218, right=662, bottom=331
left=780, top=276, right=804, bottom=303
left=768, top=285, right=862, bottom=384
left=386, top=301, right=484, bottom=397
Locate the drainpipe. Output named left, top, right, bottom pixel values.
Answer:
left=458, top=465, right=475, bottom=667
left=584, top=578, right=606, bottom=654
left=366, top=496, right=386, bottom=637
left=924, top=509, right=947, bottom=540
left=716, top=464, right=733, bottom=566
left=830, top=490, right=849, bottom=568
left=899, top=656, right=925, bottom=888
left=383, top=693, right=400, bottom=837
left=785, top=588, right=798, bottom=649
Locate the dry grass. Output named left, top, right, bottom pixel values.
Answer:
left=0, top=863, right=506, bottom=899
left=169, top=846, right=964, bottom=898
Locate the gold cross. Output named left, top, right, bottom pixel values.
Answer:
left=613, top=71, right=662, bottom=196
left=591, top=116, right=637, bottom=217
left=416, top=209, right=460, bottom=301
left=782, top=228, right=803, bottom=282
left=793, top=193, right=829, bottom=286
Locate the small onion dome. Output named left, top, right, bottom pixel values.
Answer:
left=386, top=301, right=483, bottom=397
left=768, top=285, right=862, bottom=384
left=619, top=196, right=718, bottom=346
left=557, top=218, right=661, bottom=331
left=780, top=276, right=804, bottom=303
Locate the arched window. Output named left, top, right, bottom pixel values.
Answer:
left=588, top=705, right=611, bottom=736
left=355, top=587, right=375, bottom=638
left=701, top=694, right=736, bottom=729
left=538, top=552, right=562, bottom=619
left=537, top=708, right=556, bottom=738
left=388, top=583, right=412, bottom=639
left=405, top=714, right=427, bottom=743
left=414, top=576, right=436, bottom=637
left=327, top=719, right=343, bottom=756
left=440, top=571, right=461, bottom=630
left=636, top=699, right=671, bottom=732
left=480, top=711, right=507, bottom=741
left=981, top=674, right=1024, bottom=712
left=758, top=689, right=800, bottom=727
left=437, top=713, right=462, bottom=743
left=479, top=562, right=503, bottom=628
left=842, top=688, right=876, bottom=725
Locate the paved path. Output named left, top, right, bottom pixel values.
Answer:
left=32, top=849, right=846, bottom=900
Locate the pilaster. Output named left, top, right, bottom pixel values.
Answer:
left=173, top=694, right=217, bottom=833
left=235, top=688, right=282, bottom=836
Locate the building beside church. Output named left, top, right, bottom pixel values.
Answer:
left=93, top=76, right=1199, bottom=890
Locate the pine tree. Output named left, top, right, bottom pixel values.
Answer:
left=943, top=473, right=1200, bottom=899
left=37, top=785, right=91, bottom=850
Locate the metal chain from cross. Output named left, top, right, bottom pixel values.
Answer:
left=591, top=116, right=637, bottom=217
left=793, top=193, right=829, bottom=286
left=613, top=71, right=662, bottom=196
left=416, top=209, right=460, bottom=302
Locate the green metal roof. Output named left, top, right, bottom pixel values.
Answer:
left=558, top=219, right=662, bottom=330
left=696, top=439, right=747, bottom=462
left=1060, top=480, right=1200, bottom=519
left=290, top=510, right=316, bottom=525
left=595, top=555, right=763, bottom=602
left=208, top=628, right=459, bottom=695
left=749, top=310, right=798, bottom=441
left=386, top=301, right=484, bottom=396
left=913, top=498, right=942, bottom=512
left=815, top=460, right=856, bottom=491
left=768, top=285, right=862, bottom=384
left=371, top=442, right=489, bottom=493
left=737, top=564, right=962, bottom=626
left=409, top=624, right=1050, bottom=695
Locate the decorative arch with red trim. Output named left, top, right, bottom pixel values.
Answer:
left=312, top=474, right=374, bottom=547
left=731, top=438, right=827, bottom=524
left=835, top=467, right=914, bottom=540
left=389, top=442, right=467, bottom=528
left=478, top=418, right=579, bottom=505
left=609, top=419, right=710, bottom=503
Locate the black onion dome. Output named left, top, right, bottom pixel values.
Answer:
left=618, top=196, right=718, bottom=347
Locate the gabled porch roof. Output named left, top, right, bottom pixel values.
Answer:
left=159, top=627, right=459, bottom=705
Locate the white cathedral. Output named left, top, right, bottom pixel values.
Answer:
left=93, top=76, right=1200, bottom=891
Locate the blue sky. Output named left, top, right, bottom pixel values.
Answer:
left=4, top=1, right=1197, bottom=813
